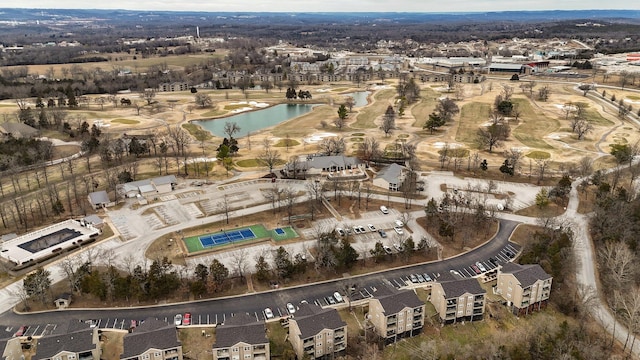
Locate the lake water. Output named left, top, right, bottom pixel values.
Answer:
left=194, top=103, right=318, bottom=138
left=342, top=91, right=370, bottom=107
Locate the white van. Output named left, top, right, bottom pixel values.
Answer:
left=380, top=206, right=389, bottom=214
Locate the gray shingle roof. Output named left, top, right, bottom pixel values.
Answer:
left=33, top=329, right=95, bottom=360
left=375, top=289, right=424, bottom=314
left=292, top=303, right=346, bottom=339
left=213, top=313, right=267, bottom=348
left=375, top=163, right=404, bottom=183
left=152, top=175, right=177, bottom=186
left=440, top=278, right=486, bottom=299
left=121, top=318, right=180, bottom=360
left=88, top=190, right=109, bottom=205
left=501, top=262, right=552, bottom=288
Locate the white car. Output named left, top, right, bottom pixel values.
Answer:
left=393, top=243, right=405, bottom=252
left=383, top=245, right=393, bottom=254
left=333, top=292, right=343, bottom=303
left=476, top=262, right=487, bottom=272
left=367, top=224, right=376, bottom=232
left=264, top=308, right=274, bottom=319
left=394, top=227, right=404, bottom=235
left=286, top=303, right=296, bottom=315
left=174, top=314, right=182, bottom=326
left=394, top=219, right=404, bottom=227
left=380, top=206, right=389, bottom=214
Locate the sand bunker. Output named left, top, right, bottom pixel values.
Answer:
left=305, top=132, right=337, bottom=143
left=433, top=142, right=463, bottom=149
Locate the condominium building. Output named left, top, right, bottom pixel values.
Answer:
left=288, top=303, right=347, bottom=359
left=212, top=313, right=269, bottom=360
left=120, top=318, right=182, bottom=360
left=431, top=278, right=486, bottom=324
left=497, top=262, right=552, bottom=316
left=368, top=287, right=425, bottom=344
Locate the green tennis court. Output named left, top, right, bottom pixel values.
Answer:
left=183, top=224, right=298, bottom=253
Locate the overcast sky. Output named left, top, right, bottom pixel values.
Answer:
left=5, top=1, right=640, bottom=13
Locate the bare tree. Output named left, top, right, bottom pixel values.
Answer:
left=259, top=138, right=281, bottom=175
left=223, top=122, right=241, bottom=139
left=217, top=194, right=233, bottom=224
left=504, top=147, right=524, bottom=174
left=230, top=249, right=250, bottom=282
left=140, top=88, right=156, bottom=105
left=381, top=105, right=395, bottom=136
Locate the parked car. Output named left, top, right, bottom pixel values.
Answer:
left=393, top=243, right=404, bottom=252
left=380, top=205, right=389, bottom=214
left=383, top=245, right=393, bottom=254
left=409, top=274, right=419, bottom=283
left=183, top=313, right=191, bottom=326
left=394, top=219, right=404, bottom=227
left=416, top=274, right=426, bottom=283
left=14, top=326, right=28, bottom=337
left=476, top=262, right=487, bottom=272
left=394, top=227, right=404, bottom=235
left=333, top=292, right=344, bottom=303
left=174, top=314, right=182, bottom=326
left=489, top=258, right=499, bottom=266
left=326, top=296, right=336, bottom=305
left=286, top=303, right=296, bottom=315
left=471, top=265, right=481, bottom=274
left=378, top=229, right=387, bottom=238
left=357, top=225, right=367, bottom=233
left=336, top=228, right=345, bottom=237
left=264, top=308, right=274, bottom=319
left=423, top=273, right=433, bottom=282
left=367, top=224, right=377, bottom=232
left=353, top=226, right=361, bottom=234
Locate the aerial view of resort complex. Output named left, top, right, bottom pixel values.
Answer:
left=1, top=4, right=640, bottom=360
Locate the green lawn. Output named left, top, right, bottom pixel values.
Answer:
left=111, top=118, right=140, bottom=125
left=511, top=98, right=557, bottom=149
left=455, top=102, right=492, bottom=144
left=351, top=89, right=395, bottom=129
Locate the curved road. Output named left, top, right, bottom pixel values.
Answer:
left=0, top=219, right=519, bottom=326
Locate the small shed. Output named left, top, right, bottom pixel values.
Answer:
left=54, top=293, right=72, bottom=309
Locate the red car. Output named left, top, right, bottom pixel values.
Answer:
left=183, top=313, right=191, bottom=326
left=471, top=265, right=481, bottom=275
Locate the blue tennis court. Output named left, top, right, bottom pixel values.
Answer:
left=274, top=228, right=286, bottom=236
left=199, top=228, right=256, bottom=248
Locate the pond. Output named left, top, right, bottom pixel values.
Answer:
left=193, top=103, right=318, bottom=138
left=342, top=91, right=370, bottom=107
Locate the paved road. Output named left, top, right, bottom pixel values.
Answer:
left=0, top=219, right=519, bottom=327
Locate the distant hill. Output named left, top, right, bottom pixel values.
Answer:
left=0, top=8, right=639, bottom=25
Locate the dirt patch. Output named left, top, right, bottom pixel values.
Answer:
left=416, top=216, right=499, bottom=258
left=100, top=331, right=125, bottom=360
left=179, top=327, right=216, bottom=360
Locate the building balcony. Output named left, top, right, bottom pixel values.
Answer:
left=414, top=308, right=423, bottom=314
left=413, top=321, right=423, bottom=328
left=386, top=329, right=396, bottom=336
left=474, top=295, right=484, bottom=301
left=335, top=344, right=346, bottom=352
left=334, top=336, right=345, bottom=343
left=413, top=315, right=423, bottom=322
left=304, top=345, right=314, bottom=352
left=474, top=302, right=484, bottom=308
left=303, top=338, right=314, bottom=345
left=253, top=345, right=266, bottom=351
left=216, top=349, right=230, bottom=357
left=446, top=305, right=456, bottom=311
left=473, top=309, right=484, bottom=315
left=446, top=300, right=457, bottom=306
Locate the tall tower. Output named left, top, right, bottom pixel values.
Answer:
left=196, top=26, right=200, bottom=39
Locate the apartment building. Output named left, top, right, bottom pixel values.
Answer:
left=120, top=318, right=182, bottom=360
left=368, top=287, right=425, bottom=344
left=32, top=321, right=100, bottom=360
left=212, top=313, right=269, bottom=360
left=431, top=278, right=486, bottom=324
left=497, top=262, right=552, bottom=316
left=288, top=303, right=347, bottom=359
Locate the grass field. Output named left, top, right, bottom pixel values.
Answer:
left=182, top=224, right=298, bottom=253
left=351, top=89, right=395, bottom=129
left=111, top=118, right=140, bottom=125
left=455, top=102, right=492, bottom=144
left=511, top=98, right=558, bottom=149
